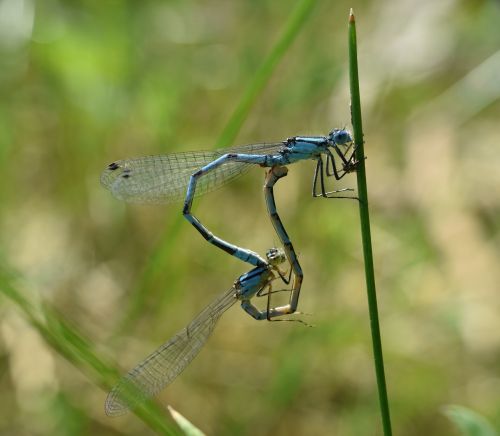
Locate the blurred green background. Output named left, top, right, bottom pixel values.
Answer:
left=1, top=0, right=500, bottom=435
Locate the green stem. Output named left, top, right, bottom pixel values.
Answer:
left=348, top=9, right=393, bottom=436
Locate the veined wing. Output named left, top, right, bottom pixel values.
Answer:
left=100, top=142, right=285, bottom=204
left=105, top=287, right=237, bottom=416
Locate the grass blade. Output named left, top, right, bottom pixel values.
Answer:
left=348, top=9, right=393, bottom=436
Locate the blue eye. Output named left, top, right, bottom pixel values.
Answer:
left=330, top=129, right=351, bottom=145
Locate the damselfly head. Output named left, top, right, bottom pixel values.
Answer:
left=328, top=128, right=352, bottom=147
left=266, top=247, right=286, bottom=266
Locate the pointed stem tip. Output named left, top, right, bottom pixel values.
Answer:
left=349, top=8, right=355, bottom=23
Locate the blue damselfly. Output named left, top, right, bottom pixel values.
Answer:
left=101, top=128, right=356, bottom=270
left=105, top=247, right=290, bottom=416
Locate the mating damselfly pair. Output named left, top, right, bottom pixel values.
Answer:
left=101, top=128, right=357, bottom=415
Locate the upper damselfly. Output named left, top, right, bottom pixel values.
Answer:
left=101, top=128, right=357, bottom=269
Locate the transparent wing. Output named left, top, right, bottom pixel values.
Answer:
left=105, top=287, right=237, bottom=416
left=100, top=142, right=285, bottom=204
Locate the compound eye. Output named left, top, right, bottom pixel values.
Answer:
left=335, top=130, right=352, bottom=145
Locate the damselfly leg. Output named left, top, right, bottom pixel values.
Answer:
left=312, top=141, right=360, bottom=199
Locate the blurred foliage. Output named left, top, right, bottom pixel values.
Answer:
left=444, top=405, right=498, bottom=436
left=1, top=0, right=500, bottom=435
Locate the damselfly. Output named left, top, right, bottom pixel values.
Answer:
left=105, top=247, right=290, bottom=416
left=101, top=128, right=357, bottom=270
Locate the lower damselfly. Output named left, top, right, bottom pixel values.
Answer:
left=105, top=246, right=291, bottom=416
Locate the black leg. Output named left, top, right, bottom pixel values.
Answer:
left=312, top=158, right=322, bottom=197
left=326, top=149, right=350, bottom=181
left=311, top=151, right=360, bottom=200
left=312, top=156, right=354, bottom=199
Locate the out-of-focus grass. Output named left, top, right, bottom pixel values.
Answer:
left=0, top=267, right=179, bottom=435
left=444, top=405, right=498, bottom=436
left=1, top=1, right=500, bottom=435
